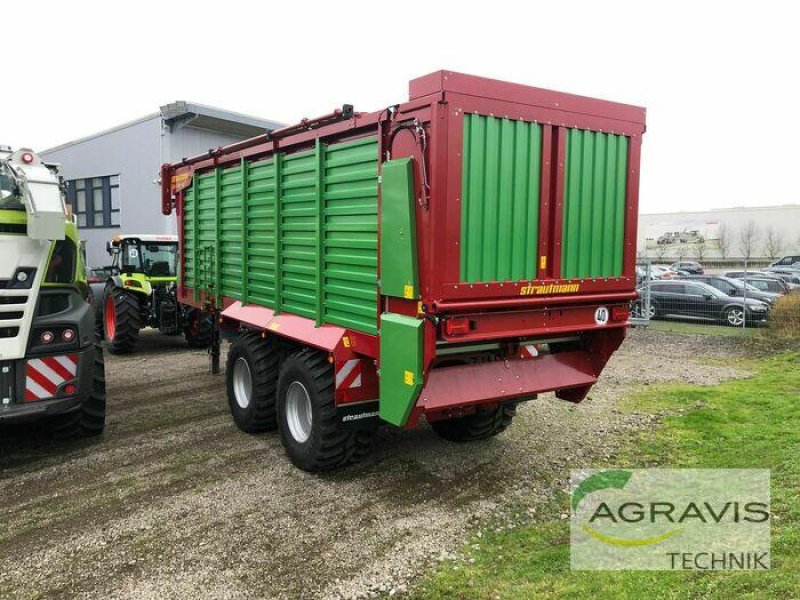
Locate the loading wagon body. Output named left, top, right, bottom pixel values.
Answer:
left=162, top=71, right=645, bottom=468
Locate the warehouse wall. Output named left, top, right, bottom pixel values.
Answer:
left=42, top=120, right=253, bottom=267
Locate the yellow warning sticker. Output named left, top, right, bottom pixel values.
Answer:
left=404, top=370, right=415, bottom=386
left=403, top=284, right=414, bottom=299
left=342, top=336, right=351, bottom=348
left=268, top=322, right=280, bottom=331
left=540, top=255, right=547, bottom=270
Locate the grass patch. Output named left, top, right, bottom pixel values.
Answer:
left=646, top=319, right=756, bottom=337
left=412, top=352, right=799, bottom=599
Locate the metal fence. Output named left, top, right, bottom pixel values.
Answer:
left=630, top=259, right=796, bottom=331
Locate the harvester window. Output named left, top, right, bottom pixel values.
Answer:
left=45, top=240, right=76, bottom=284
left=0, top=164, right=24, bottom=210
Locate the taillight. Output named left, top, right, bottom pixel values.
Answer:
left=444, top=318, right=471, bottom=336
left=41, top=330, right=55, bottom=344
left=62, top=329, right=75, bottom=342
left=611, top=306, right=630, bottom=322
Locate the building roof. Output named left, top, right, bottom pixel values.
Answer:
left=160, top=101, right=284, bottom=137
left=41, top=102, right=284, bottom=154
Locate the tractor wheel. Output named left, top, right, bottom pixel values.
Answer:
left=226, top=332, right=279, bottom=432
left=184, top=310, right=212, bottom=348
left=50, top=345, right=107, bottom=439
left=430, top=402, right=517, bottom=443
left=277, top=350, right=372, bottom=472
left=102, top=283, right=141, bottom=354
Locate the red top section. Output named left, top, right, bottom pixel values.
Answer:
left=410, top=70, right=646, bottom=129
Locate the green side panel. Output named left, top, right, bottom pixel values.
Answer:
left=460, top=113, right=542, bottom=283
left=280, top=149, right=318, bottom=320
left=380, top=158, right=419, bottom=299
left=220, top=164, right=243, bottom=300
left=378, top=313, right=424, bottom=427
left=246, top=157, right=277, bottom=308
left=184, top=136, right=379, bottom=335
left=322, top=137, right=379, bottom=334
left=196, top=171, right=218, bottom=295
left=181, top=183, right=195, bottom=289
left=562, top=129, right=629, bottom=279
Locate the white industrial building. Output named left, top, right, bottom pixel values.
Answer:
left=41, top=103, right=283, bottom=267
left=638, top=204, right=800, bottom=260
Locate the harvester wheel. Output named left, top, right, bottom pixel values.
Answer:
left=184, top=309, right=212, bottom=348
left=50, top=345, right=107, bottom=439
left=430, top=402, right=517, bottom=443
left=102, top=283, right=141, bottom=354
left=226, top=332, right=279, bottom=432
left=277, top=350, right=372, bottom=472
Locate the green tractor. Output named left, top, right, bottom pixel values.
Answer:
left=98, top=234, right=211, bottom=354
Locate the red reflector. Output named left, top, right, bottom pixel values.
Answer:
left=444, top=318, right=471, bottom=336
left=63, top=384, right=76, bottom=395
left=611, top=306, right=630, bottom=321
left=21, top=152, right=34, bottom=164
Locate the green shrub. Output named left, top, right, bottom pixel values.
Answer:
left=749, top=294, right=800, bottom=353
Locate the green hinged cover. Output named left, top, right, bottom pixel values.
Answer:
left=379, top=158, right=419, bottom=299
left=379, top=313, right=424, bottom=426
left=561, top=129, right=628, bottom=279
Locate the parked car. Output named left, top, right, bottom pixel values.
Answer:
left=657, top=231, right=680, bottom=245
left=670, top=261, right=704, bottom=274
left=770, top=255, right=800, bottom=267
left=679, top=229, right=705, bottom=243
left=676, top=274, right=780, bottom=305
left=761, top=268, right=800, bottom=289
left=740, top=277, right=789, bottom=295
left=638, top=279, right=769, bottom=326
left=652, top=265, right=681, bottom=279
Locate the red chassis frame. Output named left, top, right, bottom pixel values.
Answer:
left=162, top=71, right=646, bottom=419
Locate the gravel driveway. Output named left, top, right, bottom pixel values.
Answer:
left=0, top=329, right=747, bottom=599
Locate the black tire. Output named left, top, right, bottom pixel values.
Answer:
left=226, top=332, right=279, bottom=432
left=430, top=402, right=517, bottom=443
left=184, top=310, right=212, bottom=348
left=277, top=350, right=372, bottom=472
left=50, top=345, right=106, bottom=439
left=103, top=283, right=141, bottom=354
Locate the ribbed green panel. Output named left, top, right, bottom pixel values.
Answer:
left=562, top=129, right=628, bottom=279
left=196, top=172, right=218, bottom=292
left=322, top=137, right=379, bottom=334
left=182, top=184, right=195, bottom=289
left=280, top=150, right=318, bottom=320
left=461, top=114, right=542, bottom=283
left=220, top=165, right=243, bottom=299
left=182, top=136, right=379, bottom=335
left=246, top=157, right=277, bottom=308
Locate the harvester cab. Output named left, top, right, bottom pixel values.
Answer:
left=0, top=146, right=106, bottom=437
left=99, top=234, right=210, bottom=353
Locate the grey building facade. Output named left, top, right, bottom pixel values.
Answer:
left=41, top=103, right=282, bottom=266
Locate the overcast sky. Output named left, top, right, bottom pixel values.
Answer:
left=3, top=1, right=797, bottom=214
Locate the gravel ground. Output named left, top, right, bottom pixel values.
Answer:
left=0, top=328, right=748, bottom=599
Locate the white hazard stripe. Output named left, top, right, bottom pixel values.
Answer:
left=25, top=377, right=52, bottom=400
left=335, top=359, right=362, bottom=389
left=54, top=355, right=78, bottom=376
left=521, top=344, right=539, bottom=359
left=28, top=359, right=66, bottom=386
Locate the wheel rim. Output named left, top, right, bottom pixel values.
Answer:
left=104, top=295, right=116, bottom=340
left=232, top=357, right=253, bottom=409
left=285, top=381, right=313, bottom=443
left=727, top=309, right=744, bottom=326
left=648, top=304, right=656, bottom=318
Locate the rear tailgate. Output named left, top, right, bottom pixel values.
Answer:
left=415, top=72, right=645, bottom=318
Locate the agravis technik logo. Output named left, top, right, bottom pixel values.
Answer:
left=570, top=469, right=770, bottom=570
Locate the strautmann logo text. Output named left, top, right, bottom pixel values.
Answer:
left=570, top=469, right=770, bottom=570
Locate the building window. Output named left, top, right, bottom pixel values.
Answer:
left=66, top=175, right=120, bottom=228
